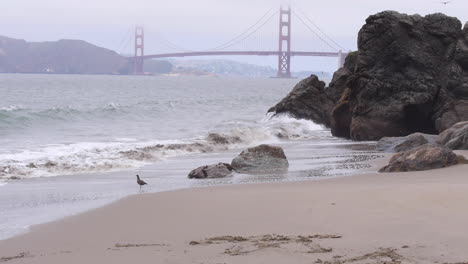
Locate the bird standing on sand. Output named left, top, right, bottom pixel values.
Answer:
left=136, top=174, right=147, bottom=191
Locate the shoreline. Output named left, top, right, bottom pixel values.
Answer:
left=2, top=152, right=468, bottom=263
left=0, top=138, right=380, bottom=241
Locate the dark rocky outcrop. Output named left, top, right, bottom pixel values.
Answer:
left=231, top=144, right=289, bottom=174
left=267, top=75, right=334, bottom=127
left=379, top=144, right=463, bottom=172
left=438, top=121, right=468, bottom=150
left=188, top=163, right=235, bottom=179
left=377, top=133, right=439, bottom=152
left=270, top=12, right=468, bottom=141
left=336, top=12, right=468, bottom=140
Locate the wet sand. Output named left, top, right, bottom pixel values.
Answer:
left=0, top=139, right=380, bottom=240
left=1, top=152, right=468, bottom=263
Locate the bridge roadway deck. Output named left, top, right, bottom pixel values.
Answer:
left=134, top=51, right=343, bottom=60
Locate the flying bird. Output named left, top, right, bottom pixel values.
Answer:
left=136, top=174, right=148, bottom=191
left=439, top=1, right=451, bottom=4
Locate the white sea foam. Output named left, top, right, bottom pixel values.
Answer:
left=0, top=105, right=25, bottom=112
left=0, top=115, right=328, bottom=180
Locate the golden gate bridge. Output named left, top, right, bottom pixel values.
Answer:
left=128, top=6, right=349, bottom=78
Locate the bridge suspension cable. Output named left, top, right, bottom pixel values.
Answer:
left=292, top=11, right=341, bottom=52
left=211, top=11, right=277, bottom=51
left=116, top=26, right=134, bottom=54
left=205, top=8, right=277, bottom=51
left=157, top=35, right=194, bottom=52
left=295, top=9, right=347, bottom=51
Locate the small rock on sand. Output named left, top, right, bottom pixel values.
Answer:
left=231, top=144, right=289, bottom=174
left=379, top=144, right=464, bottom=172
left=188, top=163, right=235, bottom=179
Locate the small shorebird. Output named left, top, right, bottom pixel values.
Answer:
left=136, top=174, right=148, bottom=191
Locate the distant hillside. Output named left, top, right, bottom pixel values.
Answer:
left=0, top=36, right=130, bottom=74
left=0, top=36, right=173, bottom=75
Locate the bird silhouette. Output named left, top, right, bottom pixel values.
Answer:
left=440, top=0, right=451, bottom=4
left=136, top=174, right=147, bottom=191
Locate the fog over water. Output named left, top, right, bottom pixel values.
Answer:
left=2, top=0, right=467, bottom=71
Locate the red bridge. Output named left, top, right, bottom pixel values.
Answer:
left=130, top=6, right=348, bottom=78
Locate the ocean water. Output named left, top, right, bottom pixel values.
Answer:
left=0, top=74, right=380, bottom=240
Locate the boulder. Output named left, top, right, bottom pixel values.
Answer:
left=379, top=144, right=462, bottom=172
left=231, top=144, right=289, bottom=173
left=267, top=75, right=335, bottom=127
left=438, top=121, right=468, bottom=150
left=331, top=11, right=468, bottom=140
left=377, top=133, right=439, bottom=152
left=188, top=163, right=235, bottom=179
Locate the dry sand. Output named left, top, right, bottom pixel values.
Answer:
left=1, top=152, right=468, bottom=264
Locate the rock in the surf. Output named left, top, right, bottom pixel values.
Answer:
left=376, top=133, right=439, bottom=153
left=267, top=75, right=335, bottom=127
left=438, top=121, right=468, bottom=150
left=267, top=53, right=357, bottom=129
left=331, top=12, right=468, bottom=140
left=271, top=12, right=468, bottom=141
left=231, top=144, right=289, bottom=173
left=379, top=144, right=462, bottom=172
left=188, top=163, right=235, bottom=179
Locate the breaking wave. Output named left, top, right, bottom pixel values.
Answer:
left=0, top=114, right=328, bottom=180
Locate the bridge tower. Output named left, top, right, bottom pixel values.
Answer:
left=277, top=6, right=291, bottom=78
left=134, top=26, right=145, bottom=75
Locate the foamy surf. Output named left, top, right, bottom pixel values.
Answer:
left=0, top=105, right=25, bottom=112
left=0, top=115, right=326, bottom=180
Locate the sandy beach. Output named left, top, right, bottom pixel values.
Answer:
left=1, top=152, right=468, bottom=264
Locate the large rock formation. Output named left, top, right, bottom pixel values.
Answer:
left=336, top=12, right=468, bottom=140
left=438, top=121, right=468, bottom=150
left=379, top=144, right=462, bottom=172
left=270, top=11, right=468, bottom=141
left=231, top=144, right=289, bottom=174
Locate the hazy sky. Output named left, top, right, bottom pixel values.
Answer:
left=2, top=0, right=467, bottom=71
